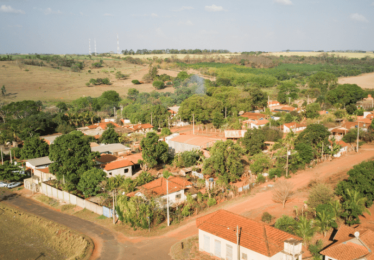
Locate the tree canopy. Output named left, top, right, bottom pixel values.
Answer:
left=100, top=128, right=118, bottom=144
left=77, top=168, right=107, bottom=197
left=240, top=128, right=265, bottom=155
left=21, top=136, right=49, bottom=159
left=140, top=132, right=168, bottom=169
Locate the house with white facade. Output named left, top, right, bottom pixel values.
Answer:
left=242, top=119, right=269, bottom=129
left=329, top=140, right=349, bottom=157
left=26, top=156, right=53, bottom=173
left=127, top=176, right=192, bottom=207
left=91, top=143, right=130, bottom=156
left=321, top=225, right=374, bottom=260
left=197, top=210, right=303, bottom=260
left=281, top=122, right=307, bottom=133
left=267, top=100, right=280, bottom=108
left=102, top=159, right=134, bottom=178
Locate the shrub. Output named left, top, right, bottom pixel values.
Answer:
left=160, top=128, right=172, bottom=136
left=92, top=62, right=102, bottom=68
left=308, top=183, right=334, bottom=209
left=207, top=198, right=216, bottom=207
left=132, top=80, right=141, bottom=84
left=261, top=212, right=273, bottom=223
left=88, top=70, right=91, bottom=73
left=256, top=174, right=266, bottom=183
left=102, top=78, right=111, bottom=85
left=153, top=80, right=165, bottom=90
left=269, top=168, right=282, bottom=179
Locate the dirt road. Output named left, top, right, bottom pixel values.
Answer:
left=2, top=144, right=374, bottom=259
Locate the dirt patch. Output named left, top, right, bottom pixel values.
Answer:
left=338, top=72, right=374, bottom=89
left=0, top=202, right=93, bottom=260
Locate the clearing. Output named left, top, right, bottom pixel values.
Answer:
left=264, top=51, right=374, bottom=59
left=338, top=72, right=374, bottom=89
left=0, top=60, right=174, bottom=103
left=0, top=201, right=93, bottom=260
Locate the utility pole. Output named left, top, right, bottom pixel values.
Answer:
left=151, top=113, right=153, bottom=126
left=193, top=114, right=195, bottom=135
left=1, top=147, right=3, bottom=165
left=307, top=95, right=309, bottom=105
left=10, top=149, right=12, bottom=164
left=225, top=107, right=227, bottom=118
left=289, top=97, right=291, bottom=105
left=286, top=147, right=289, bottom=178
left=357, top=122, right=360, bottom=153
left=321, top=142, right=324, bottom=161
left=166, top=178, right=170, bottom=226
left=236, top=225, right=241, bottom=260
left=113, top=189, right=116, bottom=224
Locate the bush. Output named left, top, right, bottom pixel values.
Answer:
left=11, top=147, right=21, bottom=158
left=256, top=174, right=266, bottom=183
left=261, top=212, right=273, bottom=223
left=269, top=168, right=282, bottom=179
left=207, top=198, right=216, bottom=207
left=308, top=183, right=334, bottom=209
left=153, top=80, right=165, bottom=90
left=132, top=80, right=141, bottom=84
left=102, top=78, right=111, bottom=85
left=160, top=128, right=172, bottom=136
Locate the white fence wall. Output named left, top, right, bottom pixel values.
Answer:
left=40, top=183, right=103, bottom=216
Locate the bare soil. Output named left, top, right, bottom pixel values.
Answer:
left=338, top=72, right=374, bottom=89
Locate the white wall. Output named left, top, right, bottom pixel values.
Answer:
left=198, top=229, right=301, bottom=260
left=105, top=166, right=132, bottom=178
left=158, top=189, right=187, bottom=207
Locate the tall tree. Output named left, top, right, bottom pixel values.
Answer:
left=21, top=137, right=49, bottom=159
left=49, top=133, right=99, bottom=188
left=140, top=132, right=168, bottom=170
left=240, top=128, right=265, bottom=155
left=100, top=128, right=119, bottom=144
left=77, top=168, right=107, bottom=198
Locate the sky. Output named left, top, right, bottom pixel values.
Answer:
left=0, top=0, right=373, bottom=54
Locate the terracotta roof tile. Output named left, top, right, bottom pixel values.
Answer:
left=103, top=159, right=133, bottom=171
left=169, top=134, right=224, bottom=147
left=240, top=112, right=266, bottom=120
left=320, top=242, right=369, bottom=260
left=196, top=210, right=302, bottom=257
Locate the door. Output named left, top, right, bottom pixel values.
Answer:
left=204, top=235, right=210, bottom=253
left=226, top=244, right=233, bottom=260
left=214, top=240, right=221, bottom=257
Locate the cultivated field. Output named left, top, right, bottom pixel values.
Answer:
left=0, top=201, right=92, bottom=260
left=0, top=60, right=174, bottom=103
left=264, top=51, right=374, bottom=58
left=338, top=72, right=374, bottom=89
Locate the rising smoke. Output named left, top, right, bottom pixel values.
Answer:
left=189, top=74, right=206, bottom=95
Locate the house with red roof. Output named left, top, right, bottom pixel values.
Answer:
left=127, top=176, right=192, bottom=207
left=268, top=100, right=280, bottom=108
left=123, top=123, right=154, bottom=134
left=168, top=134, right=224, bottom=154
left=197, top=210, right=303, bottom=260
left=101, top=159, right=134, bottom=178
left=281, top=122, right=307, bottom=133
left=321, top=225, right=374, bottom=260
left=329, top=139, right=349, bottom=157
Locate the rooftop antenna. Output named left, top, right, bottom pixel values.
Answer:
left=89, top=39, right=91, bottom=55
left=117, top=33, right=120, bottom=55
left=94, top=38, right=97, bottom=56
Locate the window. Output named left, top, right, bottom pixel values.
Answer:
left=242, top=253, right=247, bottom=260
left=204, top=235, right=210, bottom=253
left=109, top=172, right=112, bottom=175
left=124, top=168, right=129, bottom=173
left=176, top=194, right=181, bottom=199
left=214, top=240, right=221, bottom=257
left=226, top=244, right=233, bottom=260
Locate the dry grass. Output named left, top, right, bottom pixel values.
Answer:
left=35, top=194, right=60, bottom=208
left=264, top=51, right=374, bottom=59
left=114, top=53, right=241, bottom=60
left=0, top=60, right=173, bottom=103
left=0, top=202, right=93, bottom=260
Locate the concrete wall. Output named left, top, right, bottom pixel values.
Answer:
left=33, top=169, right=56, bottom=183
left=168, top=140, right=200, bottom=154
left=40, top=183, right=103, bottom=215
left=105, top=166, right=132, bottom=178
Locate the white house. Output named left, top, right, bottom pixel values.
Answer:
left=281, top=122, right=307, bottom=133
left=102, top=159, right=134, bottom=178
left=268, top=100, right=280, bottom=108
left=329, top=140, right=349, bottom=157
left=127, top=176, right=192, bottom=207
left=91, top=143, right=130, bottom=156
left=321, top=225, right=374, bottom=260
left=197, top=210, right=303, bottom=260
left=26, top=156, right=53, bottom=172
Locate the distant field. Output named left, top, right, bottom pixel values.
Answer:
left=116, top=53, right=241, bottom=59
left=338, top=72, right=374, bottom=89
left=264, top=52, right=374, bottom=58
left=0, top=60, right=174, bottom=103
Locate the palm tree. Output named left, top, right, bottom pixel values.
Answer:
left=342, top=189, right=371, bottom=225
left=283, top=131, right=297, bottom=177
left=295, top=216, right=315, bottom=245
left=329, top=200, right=342, bottom=220
left=315, top=210, right=336, bottom=237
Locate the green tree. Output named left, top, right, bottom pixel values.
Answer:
left=295, top=143, right=314, bottom=164
left=305, top=103, right=321, bottom=119
left=173, top=150, right=202, bottom=168
left=295, top=216, right=315, bottom=245
left=77, top=168, right=107, bottom=197
left=179, top=95, right=223, bottom=122
left=140, top=132, right=168, bottom=170
left=308, top=72, right=337, bottom=93
left=241, top=128, right=265, bottom=155
left=340, top=189, right=371, bottom=225
left=203, top=140, right=244, bottom=183
left=315, top=208, right=336, bottom=237
left=295, top=124, right=330, bottom=148
left=336, top=161, right=374, bottom=207
left=100, top=128, right=118, bottom=144
left=342, top=129, right=359, bottom=146
left=49, top=133, right=99, bottom=188
left=345, top=104, right=357, bottom=115
left=308, top=240, right=323, bottom=260
left=307, top=183, right=334, bottom=210
left=275, top=215, right=297, bottom=235
left=153, top=80, right=165, bottom=90
left=21, top=137, right=49, bottom=159
left=326, top=84, right=365, bottom=106
left=250, top=153, right=272, bottom=174
left=212, top=110, right=224, bottom=129
left=127, top=88, right=139, bottom=100
left=100, top=90, right=121, bottom=103
left=177, top=71, right=190, bottom=81
left=160, top=128, right=172, bottom=137
left=1, top=85, right=6, bottom=97
left=0, top=162, right=26, bottom=182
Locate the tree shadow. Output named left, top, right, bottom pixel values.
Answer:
left=35, top=253, right=45, bottom=260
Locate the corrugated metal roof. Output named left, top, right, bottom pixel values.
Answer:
left=91, top=143, right=130, bottom=153
left=27, top=156, right=53, bottom=166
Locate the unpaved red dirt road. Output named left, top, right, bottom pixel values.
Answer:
left=3, top=144, right=374, bottom=259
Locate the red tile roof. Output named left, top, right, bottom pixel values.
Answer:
left=120, top=153, right=143, bottom=164
left=197, top=210, right=302, bottom=257
left=124, top=123, right=153, bottom=131
left=38, top=167, right=50, bottom=174
left=169, top=135, right=224, bottom=147
left=240, top=112, right=266, bottom=120
left=168, top=109, right=177, bottom=114
left=87, top=122, right=120, bottom=130
left=127, top=176, right=192, bottom=197
left=252, top=119, right=269, bottom=126
left=321, top=225, right=374, bottom=260
left=283, top=122, right=306, bottom=129
left=103, top=159, right=133, bottom=171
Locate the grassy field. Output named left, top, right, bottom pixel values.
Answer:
left=0, top=202, right=92, bottom=260
left=116, top=53, right=241, bottom=59
left=264, top=51, right=374, bottom=58
left=0, top=59, right=174, bottom=103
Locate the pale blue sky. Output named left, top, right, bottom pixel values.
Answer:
left=0, top=0, right=373, bottom=54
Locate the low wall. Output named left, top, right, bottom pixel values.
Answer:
left=40, top=183, right=105, bottom=216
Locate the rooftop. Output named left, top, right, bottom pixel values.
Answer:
left=196, top=210, right=302, bottom=257
left=240, top=112, right=266, bottom=120
left=127, top=176, right=192, bottom=197
left=91, top=143, right=130, bottom=153
left=87, top=122, right=120, bottom=130
left=169, top=134, right=224, bottom=148
left=39, top=133, right=63, bottom=145
left=103, top=159, right=134, bottom=171
left=96, top=154, right=118, bottom=164
left=26, top=156, right=53, bottom=166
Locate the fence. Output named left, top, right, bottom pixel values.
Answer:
left=41, top=183, right=104, bottom=215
